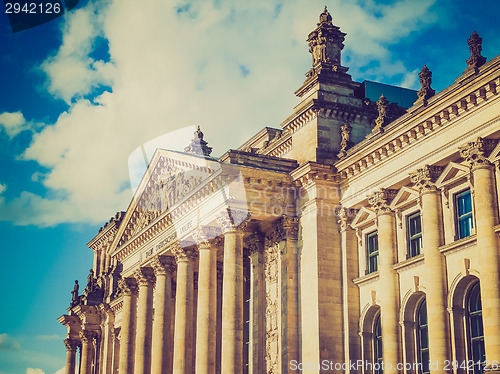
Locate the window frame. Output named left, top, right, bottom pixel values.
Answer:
left=416, top=299, right=430, bottom=374
left=366, top=231, right=379, bottom=274
left=373, top=314, right=383, bottom=374
left=466, top=282, right=485, bottom=374
left=455, top=189, right=474, bottom=240
left=407, top=211, right=423, bottom=258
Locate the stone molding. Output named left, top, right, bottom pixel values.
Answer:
left=118, top=277, right=138, bottom=297
left=151, top=255, right=176, bottom=276
left=133, top=267, right=155, bottom=286
left=368, top=188, right=397, bottom=215
left=410, top=165, right=444, bottom=193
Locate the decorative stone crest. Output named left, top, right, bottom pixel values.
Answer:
left=410, top=165, right=444, bottom=192
left=151, top=255, right=176, bottom=276
left=133, top=267, right=155, bottom=286
left=305, top=7, right=349, bottom=79
left=373, top=94, right=389, bottom=131
left=464, top=31, right=486, bottom=74
left=416, top=65, right=435, bottom=104
left=368, top=188, right=397, bottom=214
left=459, top=137, right=496, bottom=168
left=118, top=277, right=138, bottom=297
left=283, top=216, right=300, bottom=240
left=184, top=126, right=213, bottom=156
left=337, top=122, right=353, bottom=158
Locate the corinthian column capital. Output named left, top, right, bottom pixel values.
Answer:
left=133, top=267, right=155, bottom=286
left=368, top=188, right=396, bottom=215
left=216, top=209, right=250, bottom=234
left=151, top=255, right=176, bottom=276
left=410, top=164, right=443, bottom=193
left=337, top=208, right=358, bottom=231
left=64, top=338, right=80, bottom=352
left=283, top=216, right=300, bottom=240
left=118, top=277, right=138, bottom=297
left=245, top=232, right=264, bottom=256
left=459, top=137, right=496, bottom=169
left=79, top=330, right=97, bottom=343
left=172, top=244, right=198, bottom=263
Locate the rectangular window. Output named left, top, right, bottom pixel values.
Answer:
left=407, top=212, right=422, bottom=258
left=456, top=189, right=473, bottom=239
left=367, top=231, right=379, bottom=274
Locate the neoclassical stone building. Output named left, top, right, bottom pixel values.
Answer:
left=59, top=7, right=500, bottom=374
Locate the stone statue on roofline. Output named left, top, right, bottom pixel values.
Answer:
left=415, top=65, right=435, bottom=105
left=464, top=31, right=487, bottom=74
left=337, top=122, right=353, bottom=158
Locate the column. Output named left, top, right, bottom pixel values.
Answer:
left=283, top=216, right=300, bottom=368
left=172, top=244, right=197, bottom=374
left=79, top=330, right=96, bottom=374
left=216, top=261, right=223, bottom=374
left=217, top=211, right=247, bottom=374
left=99, top=305, right=115, bottom=374
left=151, top=255, right=176, bottom=374
left=111, top=328, right=120, bottom=374
left=411, top=165, right=451, bottom=372
left=247, top=233, right=265, bottom=373
left=460, top=139, right=500, bottom=367
left=134, top=267, right=155, bottom=374
left=193, top=231, right=219, bottom=374
left=338, top=208, right=361, bottom=372
left=118, top=277, right=138, bottom=374
left=368, top=189, right=400, bottom=373
left=64, top=338, right=79, bottom=374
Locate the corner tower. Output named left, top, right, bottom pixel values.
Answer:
left=284, top=7, right=379, bottom=164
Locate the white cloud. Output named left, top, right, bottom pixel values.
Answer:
left=0, top=184, right=6, bottom=194
left=2, top=0, right=444, bottom=226
left=53, top=367, right=65, bottom=374
left=0, top=111, right=30, bottom=138
left=26, top=369, right=45, bottom=374
left=35, top=334, right=61, bottom=341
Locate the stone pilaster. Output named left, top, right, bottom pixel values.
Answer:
left=117, top=277, right=138, bottom=374
left=460, top=139, right=500, bottom=366
left=80, top=330, right=96, bottom=374
left=338, top=208, right=361, bottom=373
left=217, top=210, right=248, bottom=374
left=151, top=255, right=176, bottom=374
left=99, top=304, right=115, bottom=374
left=283, top=216, right=300, bottom=368
left=193, top=230, right=219, bottom=374
left=172, top=243, right=197, bottom=374
left=133, top=267, right=155, bottom=374
left=411, top=165, right=450, bottom=372
left=64, top=338, right=79, bottom=374
left=368, top=189, right=400, bottom=373
left=246, top=233, right=265, bottom=374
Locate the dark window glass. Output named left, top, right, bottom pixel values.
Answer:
left=374, top=315, right=383, bottom=374
left=408, top=212, right=422, bottom=258
left=456, top=190, right=473, bottom=239
left=367, top=231, right=379, bottom=274
left=417, top=300, right=430, bottom=374
left=467, top=283, right=485, bottom=374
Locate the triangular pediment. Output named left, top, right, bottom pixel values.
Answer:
left=488, top=141, right=500, bottom=162
left=351, top=207, right=376, bottom=228
left=109, top=149, right=220, bottom=254
left=435, top=162, right=470, bottom=187
left=390, top=186, right=419, bottom=210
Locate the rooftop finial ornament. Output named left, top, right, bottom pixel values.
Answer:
left=464, top=31, right=487, bottom=74
left=415, top=65, right=435, bottom=105
left=319, top=6, right=332, bottom=25
left=185, top=126, right=213, bottom=156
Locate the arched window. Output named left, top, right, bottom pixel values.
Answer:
left=417, top=299, right=429, bottom=374
left=467, top=282, right=485, bottom=374
left=374, top=315, right=383, bottom=374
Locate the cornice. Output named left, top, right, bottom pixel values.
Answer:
left=290, top=161, right=339, bottom=188
left=336, top=64, right=500, bottom=180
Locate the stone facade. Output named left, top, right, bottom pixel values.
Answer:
left=59, top=8, right=500, bottom=374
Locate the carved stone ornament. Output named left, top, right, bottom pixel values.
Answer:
left=416, top=65, right=435, bottom=103
left=337, top=208, right=359, bottom=231
left=151, top=255, right=176, bottom=276
left=192, top=227, right=211, bottom=248
left=118, top=277, right=138, bottom=297
left=464, top=31, right=487, bottom=73
left=459, top=137, right=495, bottom=168
left=283, top=216, right=300, bottom=240
left=157, top=164, right=204, bottom=211
left=133, top=267, right=155, bottom=286
left=337, top=122, right=353, bottom=158
left=184, top=126, right=213, bottom=156
left=172, top=245, right=198, bottom=263
left=373, top=94, right=389, bottom=131
left=246, top=232, right=264, bottom=256
left=368, top=188, right=397, bottom=214
left=410, top=165, right=444, bottom=192
left=265, top=221, right=285, bottom=247
left=216, top=208, right=250, bottom=234
left=79, top=330, right=97, bottom=343
left=64, top=338, right=80, bottom=352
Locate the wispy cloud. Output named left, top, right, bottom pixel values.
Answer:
left=26, top=369, right=45, bottom=374
left=0, top=333, right=21, bottom=351
left=35, top=335, right=61, bottom=341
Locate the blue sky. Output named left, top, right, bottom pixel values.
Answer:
left=1, top=0, right=500, bottom=373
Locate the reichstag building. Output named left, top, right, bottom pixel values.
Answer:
left=58, top=7, right=500, bottom=374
